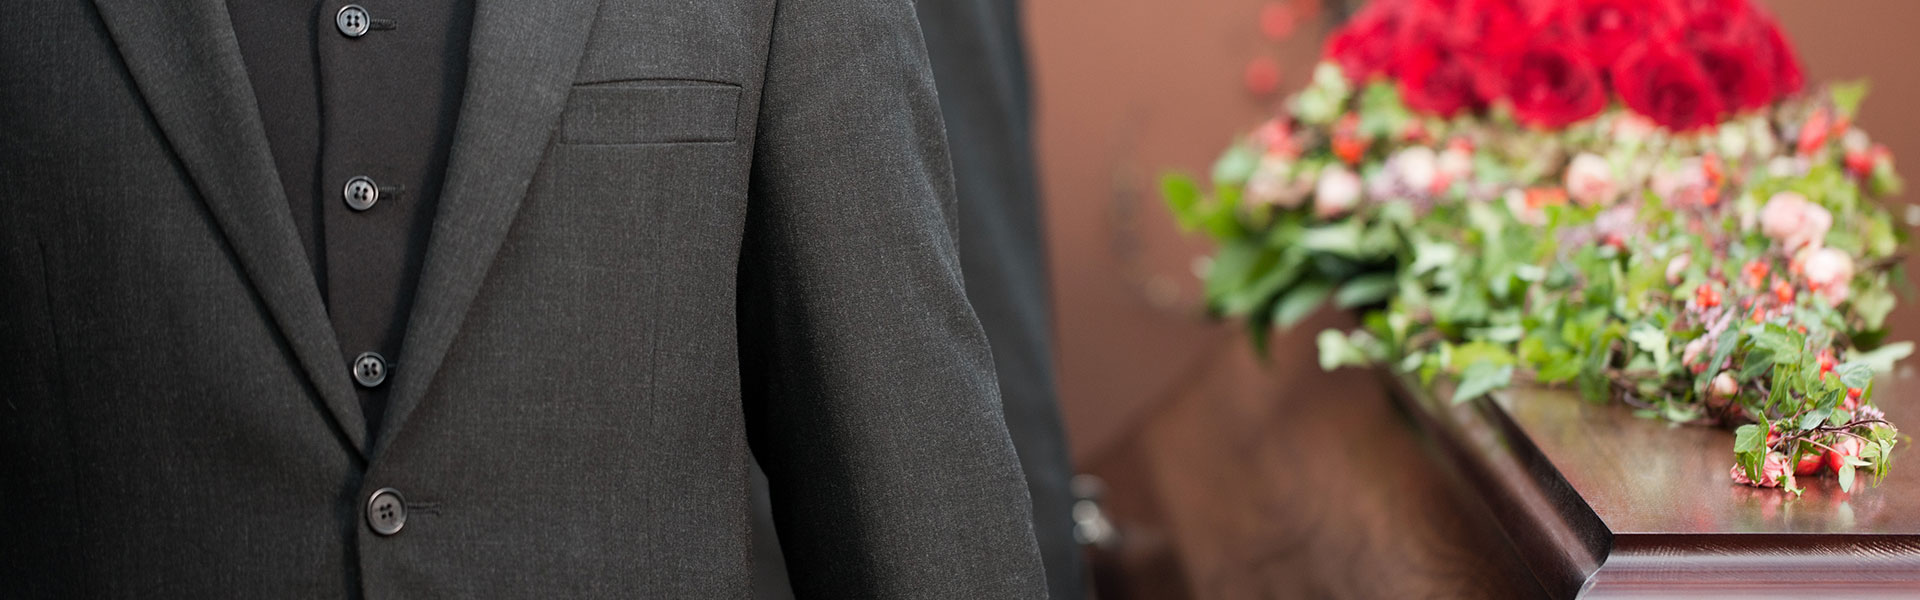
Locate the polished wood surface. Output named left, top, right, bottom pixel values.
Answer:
left=1388, top=371, right=1920, bottom=598
left=1498, top=377, right=1920, bottom=536
left=1085, top=313, right=1545, bottom=598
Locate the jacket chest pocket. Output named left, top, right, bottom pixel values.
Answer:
left=558, top=80, right=741, bottom=145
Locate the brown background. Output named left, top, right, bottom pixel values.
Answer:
left=1023, top=1, right=1920, bottom=595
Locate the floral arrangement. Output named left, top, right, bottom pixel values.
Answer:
left=1163, top=0, right=1912, bottom=494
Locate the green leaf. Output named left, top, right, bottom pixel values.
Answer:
left=1161, top=174, right=1204, bottom=231
left=1839, top=463, right=1857, bottom=493
left=1835, top=362, right=1875, bottom=389
left=1734, top=424, right=1765, bottom=454
left=1299, top=221, right=1365, bottom=257
left=1831, top=79, right=1871, bottom=119
left=1451, top=362, right=1514, bottom=405
left=1334, top=274, right=1398, bottom=309
left=1747, top=323, right=1803, bottom=361
left=1273, top=280, right=1334, bottom=329
left=1851, top=342, right=1914, bottom=373
left=1627, top=324, right=1672, bottom=373
left=1211, top=143, right=1261, bottom=186
left=1317, top=329, right=1370, bottom=371
left=1799, top=408, right=1832, bottom=432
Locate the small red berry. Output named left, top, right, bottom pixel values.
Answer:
left=1743, top=261, right=1769, bottom=289
left=1694, top=284, right=1722, bottom=308
left=1799, top=107, right=1831, bottom=156
left=1818, top=349, right=1837, bottom=374
left=1772, top=278, right=1795, bottom=305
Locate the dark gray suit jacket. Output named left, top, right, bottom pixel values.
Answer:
left=750, top=0, right=1083, bottom=598
left=0, top=0, right=1047, bottom=597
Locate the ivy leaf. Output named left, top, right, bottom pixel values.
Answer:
left=1273, top=280, right=1334, bottom=329
left=1746, top=323, right=1803, bottom=361
left=1334, top=273, right=1399, bottom=309
left=1210, top=143, right=1260, bottom=186
left=1850, top=342, right=1914, bottom=373
left=1161, top=174, right=1204, bottom=231
left=1317, top=329, right=1370, bottom=371
left=1628, top=324, right=1672, bottom=373
left=1832, top=79, right=1871, bottom=119
left=1451, top=361, right=1513, bottom=405
left=1734, top=424, right=1765, bottom=455
left=1835, top=361, right=1875, bottom=389
left=1799, top=408, right=1832, bottom=432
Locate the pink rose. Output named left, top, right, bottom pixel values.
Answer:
left=1564, top=153, right=1619, bottom=207
left=1759, top=191, right=1831, bottom=251
left=1314, top=165, right=1363, bottom=219
left=1650, top=158, right=1709, bottom=207
left=1731, top=452, right=1791, bottom=488
left=1682, top=335, right=1710, bottom=369
left=1801, top=247, right=1854, bottom=306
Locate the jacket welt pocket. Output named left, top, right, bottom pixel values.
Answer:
left=559, top=81, right=741, bottom=145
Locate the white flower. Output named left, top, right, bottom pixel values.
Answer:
left=1707, top=372, right=1738, bottom=408
left=1611, top=113, right=1659, bottom=146
left=1245, top=155, right=1308, bottom=209
left=1564, top=153, right=1619, bottom=207
left=1666, top=254, right=1691, bottom=286
left=1504, top=188, right=1543, bottom=226
left=1802, top=247, right=1855, bottom=306
left=1391, top=146, right=1439, bottom=196
left=1314, top=165, right=1363, bottom=219
left=1436, top=144, right=1473, bottom=194
left=1759, top=191, right=1831, bottom=251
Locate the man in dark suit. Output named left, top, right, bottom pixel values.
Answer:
left=0, top=0, right=1047, bottom=597
left=750, top=1, right=1085, bottom=598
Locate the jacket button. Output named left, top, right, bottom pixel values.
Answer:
left=336, top=5, right=371, bottom=38
left=343, top=176, right=379, bottom=211
left=352, top=352, right=388, bottom=388
left=366, top=488, right=406, bottom=535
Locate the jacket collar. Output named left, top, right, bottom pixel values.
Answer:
left=376, top=0, right=604, bottom=456
left=91, top=0, right=368, bottom=457
left=89, top=0, right=606, bottom=459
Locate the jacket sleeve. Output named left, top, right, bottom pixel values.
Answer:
left=736, top=0, right=1050, bottom=597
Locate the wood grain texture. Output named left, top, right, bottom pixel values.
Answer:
left=1085, top=312, right=1545, bottom=599
left=1389, top=370, right=1920, bottom=598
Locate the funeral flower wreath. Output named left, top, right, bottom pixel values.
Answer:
left=1166, top=0, right=1911, bottom=494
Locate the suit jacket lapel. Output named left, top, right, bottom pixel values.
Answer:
left=376, top=0, right=604, bottom=454
left=91, top=0, right=367, bottom=455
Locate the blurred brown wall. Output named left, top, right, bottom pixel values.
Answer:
left=1026, top=0, right=1920, bottom=466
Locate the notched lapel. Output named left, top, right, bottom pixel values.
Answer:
left=376, top=0, right=606, bottom=454
left=90, top=0, right=367, bottom=455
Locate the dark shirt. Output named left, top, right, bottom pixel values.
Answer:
left=227, top=0, right=474, bottom=435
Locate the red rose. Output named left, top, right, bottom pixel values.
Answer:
left=1397, top=41, right=1502, bottom=117
left=1506, top=41, right=1607, bottom=128
left=1613, top=37, right=1725, bottom=131
left=1324, top=0, right=1415, bottom=81
left=1753, top=15, right=1805, bottom=97
left=1570, top=0, right=1682, bottom=71
left=1690, top=35, right=1773, bottom=112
